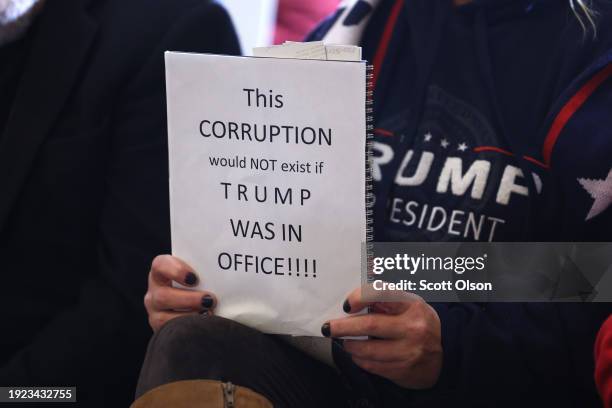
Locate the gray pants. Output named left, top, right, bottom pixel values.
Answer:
left=135, top=315, right=351, bottom=408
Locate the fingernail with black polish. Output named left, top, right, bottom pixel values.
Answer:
left=201, top=295, right=214, bottom=309
left=185, top=272, right=198, bottom=286
left=343, top=299, right=351, bottom=313
left=321, top=322, right=331, bottom=338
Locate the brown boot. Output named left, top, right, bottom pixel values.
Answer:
left=131, top=379, right=273, bottom=408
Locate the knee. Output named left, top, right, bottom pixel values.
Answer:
left=151, top=314, right=233, bottom=360
left=137, top=315, right=239, bottom=397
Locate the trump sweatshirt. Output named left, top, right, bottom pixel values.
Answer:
left=310, top=0, right=612, bottom=406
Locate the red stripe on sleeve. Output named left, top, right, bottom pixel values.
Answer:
left=374, top=128, right=394, bottom=137
left=595, top=316, right=612, bottom=408
left=371, top=0, right=404, bottom=90
left=542, top=64, right=612, bottom=166
left=473, top=146, right=514, bottom=156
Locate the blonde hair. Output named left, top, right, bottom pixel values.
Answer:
left=570, top=0, right=598, bottom=37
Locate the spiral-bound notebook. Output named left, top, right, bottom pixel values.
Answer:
left=165, top=44, right=373, bottom=336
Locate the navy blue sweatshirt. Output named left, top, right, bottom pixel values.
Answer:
left=311, top=0, right=612, bottom=406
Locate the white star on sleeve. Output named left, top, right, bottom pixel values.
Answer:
left=424, top=132, right=432, bottom=142
left=440, top=139, right=449, bottom=148
left=577, top=168, right=612, bottom=221
left=458, top=142, right=468, bottom=152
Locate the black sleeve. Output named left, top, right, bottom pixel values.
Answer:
left=0, top=2, right=240, bottom=405
left=406, top=303, right=610, bottom=407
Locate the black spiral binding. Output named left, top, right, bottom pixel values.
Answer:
left=365, top=64, right=375, bottom=288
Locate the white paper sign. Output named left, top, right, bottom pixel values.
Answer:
left=165, top=52, right=367, bottom=336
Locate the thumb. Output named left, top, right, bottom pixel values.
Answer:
left=344, top=285, right=423, bottom=315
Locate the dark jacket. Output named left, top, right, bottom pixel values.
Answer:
left=0, top=0, right=239, bottom=406
left=311, top=0, right=611, bottom=406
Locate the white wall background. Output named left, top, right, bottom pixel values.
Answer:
left=218, top=0, right=278, bottom=55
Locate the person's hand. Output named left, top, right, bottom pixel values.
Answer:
left=144, top=255, right=217, bottom=332
left=323, top=287, right=442, bottom=389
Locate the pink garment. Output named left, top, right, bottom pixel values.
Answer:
left=274, top=0, right=340, bottom=44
